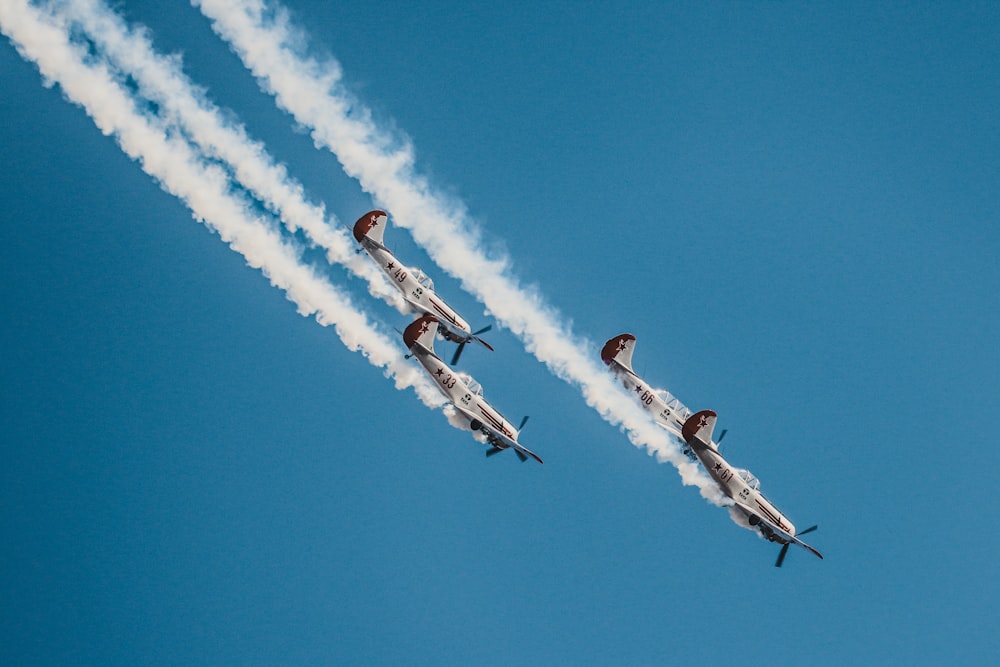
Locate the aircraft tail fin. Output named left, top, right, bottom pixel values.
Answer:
left=682, top=409, right=718, bottom=447
left=601, top=333, right=637, bottom=373
left=353, top=209, right=388, bottom=246
left=403, top=315, right=439, bottom=355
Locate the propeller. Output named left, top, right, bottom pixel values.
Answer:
left=484, top=417, right=531, bottom=461
left=775, top=525, right=819, bottom=568
left=775, top=544, right=790, bottom=568
left=513, top=417, right=532, bottom=462
left=716, top=428, right=728, bottom=444
left=450, top=325, right=493, bottom=365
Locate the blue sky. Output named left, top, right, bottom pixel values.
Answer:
left=2, top=1, right=998, bottom=664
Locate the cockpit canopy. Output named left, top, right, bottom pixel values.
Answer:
left=737, top=468, right=760, bottom=491
left=654, top=388, right=692, bottom=420
left=412, top=268, right=434, bottom=290
left=458, top=372, right=483, bottom=397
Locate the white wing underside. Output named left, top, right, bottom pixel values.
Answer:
left=733, top=500, right=823, bottom=559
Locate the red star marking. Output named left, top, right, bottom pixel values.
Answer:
left=418, top=322, right=429, bottom=335
left=698, top=416, right=709, bottom=428
left=617, top=338, right=627, bottom=352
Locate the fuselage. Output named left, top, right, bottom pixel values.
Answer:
left=685, top=440, right=796, bottom=540
left=611, top=366, right=690, bottom=439
left=409, top=347, right=519, bottom=445
left=609, top=361, right=796, bottom=542
left=359, top=239, right=472, bottom=340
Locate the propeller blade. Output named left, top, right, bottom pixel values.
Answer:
left=518, top=416, right=530, bottom=431
left=514, top=449, right=528, bottom=462
left=717, top=428, right=728, bottom=444
left=450, top=342, right=467, bottom=366
left=472, top=325, right=494, bottom=351
left=485, top=446, right=504, bottom=458
left=797, top=525, right=818, bottom=536
left=775, top=543, right=790, bottom=568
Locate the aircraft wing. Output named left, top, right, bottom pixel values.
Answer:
left=733, top=501, right=823, bottom=560
left=512, top=441, right=544, bottom=464
left=445, top=403, right=533, bottom=461
left=733, top=500, right=794, bottom=539
left=485, top=424, right=543, bottom=464
left=359, top=235, right=391, bottom=254
left=787, top=532, right=824, bottom=559
left=449, top=402, right=481, bottom=428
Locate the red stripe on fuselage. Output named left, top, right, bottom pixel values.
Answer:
left=429, top=297, right=460, bottom=326
left=477, top=405, right=510, bottom=435
left=754, top=500, right=786, bottom=531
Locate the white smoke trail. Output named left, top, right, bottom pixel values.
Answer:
left=195, top=0, right=725, bottom=503
left=51, top=0, right=406, bottom=314
left=0, top=0, right=442, bottom=411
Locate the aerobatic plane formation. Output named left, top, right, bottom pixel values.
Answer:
left=403, top=315, right=542, bottom=463
left=354, top=211, right=493, bottom=365
left=354, top=209, right=820, bottom=565
left=354, top=210, right=539, bottom=463
left=602, top=334, right=822, bottom=567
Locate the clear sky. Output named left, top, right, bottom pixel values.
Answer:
left=2, top=1, right=998, bottom=664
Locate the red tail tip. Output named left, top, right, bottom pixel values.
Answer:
left=353, top=209, right=387, bottom=242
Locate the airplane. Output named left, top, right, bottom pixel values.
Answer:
left=601, top=333, right=822, bottom=567
left=354, top=210, right=493, bottom=364
left=404, top=314, right=543, bottom=463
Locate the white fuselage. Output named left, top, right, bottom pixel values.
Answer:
left=360, top=240, right=472, bottom=340
left=410, top=347, right=519, bottom=446
left=610, top=363, right=796, bottom=542
left=686, top=440, right=796, bottom=541
left=611, top=366, right=690, bottom=440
